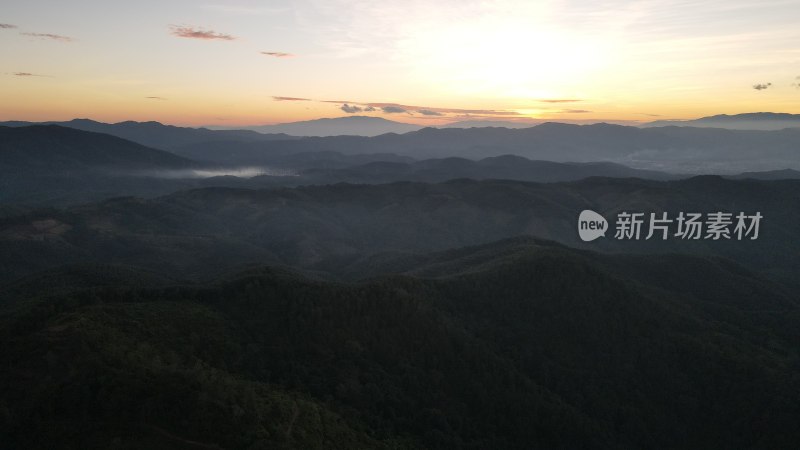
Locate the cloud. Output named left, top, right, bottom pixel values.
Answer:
left=261, top=51, right=295, bottom=58
left=145, top=96, right=167, bottom=100
left=561, top=109, right=592, bottom=113
left=538, top=99, right=582, bottom=103
left=20, top=32, right=73, bottom=42
left=752, top=83, right=772, bottom=91
left=381, top=105, right=407, bottom=114
left=169, top=25, right=235, bottom=41
left=12, top=72, right=51, bottom=77
left=417, top=109, right=443, bottom=116
left=341, top=103, right=363, bottom=113
left=0, top=23, right=17, bottom=29
left=793, top=76, right=800, bottom=89
left=272, top=96, right=311, bottom=101
left=272, top=95, right=521, bottom=118
left=367, top=102, right=520, bottom=116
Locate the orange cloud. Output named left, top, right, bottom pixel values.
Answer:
left=169, top=25, right=235, bottom=41
left=365, top=102, right=520, bottom=116
left=273, top=96, right=522, bottom=118
left=272, top=96, right=311, bottom=101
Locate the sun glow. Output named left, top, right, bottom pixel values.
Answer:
left=2, top=0, right=798, bottom=124
left=400, top=17, right=611, bottom=98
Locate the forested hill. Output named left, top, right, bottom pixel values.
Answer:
left=1, top=177, right=798, bottom=287
left=0, top=119, right=295, bottom=150
left=0, top=125, right=194, bottom=170
left=1, top=239, right=799, bottom=449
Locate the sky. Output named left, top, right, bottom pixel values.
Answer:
left=1, top=0, right=799, bottom=126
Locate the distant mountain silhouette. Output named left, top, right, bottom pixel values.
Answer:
left=644, top=112, right=800, bottom=130
left=188, top=122, right=800, bottom=173
left=246, top=115, right=423, bottom=136
left=0, top=125, right=220, bottom=205
left=439, top=120, right=539, bottom=129
left=0, top=125, right=194, bottom=170
left=6, top=117, right=800, bottom=174
left=728, top=168, right=800, bottom=180
left=299, top=154, right=678, bottom=183
left=169, top=138, right=414, bottom=168
left=0, top=125, right=683, bottom=205
left=0, top=118, right=294, bottom=150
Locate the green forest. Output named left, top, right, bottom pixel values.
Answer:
left=2, top=240, right=798, bottom=449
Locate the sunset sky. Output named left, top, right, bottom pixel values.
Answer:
left=2, top=0, right=798, bottom=126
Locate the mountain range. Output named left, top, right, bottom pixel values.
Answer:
left=0, top=125, right=685, bottom=206
left=644, top=112, right=800, bottom=130
left=0, top=125, right=194, bottom=171
left=176, top=122, right=800, bottom=173
left=2, top=176, right=797, bottom=288
left=242, top=115, right=423, bottom=136
left=6, top=124, right=800, bottom=207
left=0, top=118, right=295, bottom=151
left=5, top=116, right=800, bottom=174
left=2, top=113, right=800, bottom=449
left=297, top=155, right=678, bottom=183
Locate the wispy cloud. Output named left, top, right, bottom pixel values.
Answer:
left=169, top=25, right=235, bottom=40
left=274, top=95, right=521, bottom=118
left=538, top=99, right=582, bottom=103
left=561, top=109, right=592, bottom=113
left=753, top=82, right=772, bottom=90
left=145, top=96, right=167, bottom=100
left=0, top=23, right=17, bottom=29
left=20, top=32, right=73, bottom=42
left=366, top=102, right=520, bottom=116
left=793, top=76, right=800, bottom=89
left=11, top=72, right=53, bottom=78
left=273, top=96, right=311, bottom=101
left=417, top=109, right=443, bottom=116
left=261, top=51, right=295, bottom=58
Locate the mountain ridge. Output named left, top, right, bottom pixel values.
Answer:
left=244, top=115, right=423, bottom=137
left=0, top=125, right=195, bottom=170
left=0, top=118, right=296, bottom=150
left=644, top=112, right=800, bottom=130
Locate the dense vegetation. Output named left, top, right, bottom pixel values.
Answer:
left=2, top=176, right=799, bottom=287
left=2, top=123, right=799, bottom=449
left=1, top=240, right=799, bottom=449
